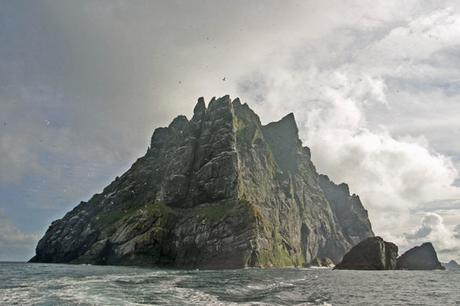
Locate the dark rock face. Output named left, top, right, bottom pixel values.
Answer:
left=396, top=243, right=445, bottom=270
left=334, top=237, right=398, bottom=270
left=319, top=175, right=374, bottom=246
left=30, top=96, right=374, bottom=268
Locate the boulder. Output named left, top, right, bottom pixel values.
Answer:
left=396, top=243, right=445, bottom=270
left=334, top=237, right=398, bottom=270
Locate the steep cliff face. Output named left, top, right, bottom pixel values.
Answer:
left=319, top=175, right=374, bottom=246
left=31, top=96, right=374, bottom=268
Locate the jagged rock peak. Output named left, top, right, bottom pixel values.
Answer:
left=193, top=97, right=206, bottom=114
left=192, top=95, right=245, bottom=114
left=318, top=174, right=374, bottom=246
left=232, top=97, right=242, bottom=105
left=264, top=112, right=299, bottom=138
left=280, top=112, right=297, bottom=129
left=208, top=95, right=231, bottom=111
left=319, top=174, right=350, bottom=195
left=168, top=115, right=189, bottom=130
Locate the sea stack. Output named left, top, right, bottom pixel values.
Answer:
left=444, top=260, right=460, bottom=270
left=30, top=96, right=374, bottom=269
left=396, top=242, right=445, bottom=270
left=334, top=236, right=398, bottom=270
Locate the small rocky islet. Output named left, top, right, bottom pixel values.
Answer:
left=30, top=96, right=445, bottom=271
left=334, top=237, right=445, bottom=270
left=443, top=260, right=460, bottom=270
left=396, top=242, right=445, bottom=270
left=334, top=237, right=398, bottom=270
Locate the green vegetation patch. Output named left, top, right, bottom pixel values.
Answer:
left=257, top=231, right=305, bottom=267
left=94, top=202, right=177, bottom=231
left=145, top=202, right=175, bottom=218
left=240, top=199, right=269, bottom=229
left=95, top=206, right=137, bottom=227
left=193, top=201, right=240, bottom=221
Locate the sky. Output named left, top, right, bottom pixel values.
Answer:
left=1, top=0, right=459, bottom=262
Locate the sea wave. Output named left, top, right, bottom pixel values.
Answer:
left=1, top=263, right=459, bottom=305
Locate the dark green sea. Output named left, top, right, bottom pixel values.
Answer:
left=0, top=262, right=458, bottom=305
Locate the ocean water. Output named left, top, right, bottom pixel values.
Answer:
left=0, top=262, right=459, bottom=305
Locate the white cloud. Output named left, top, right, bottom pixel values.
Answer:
left=366, top=8, right=460, bottom=60
left=454, top=224, right=460, bottom=239
left=0, top=210, right=38, bottom=261
left=242, top=64, right=460, bottom=243
left=404, top=213, right=459, bottom=261
left=236, top=2, right=460, bottom=261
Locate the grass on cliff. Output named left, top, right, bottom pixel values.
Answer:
left=95, top=206, right=137, bottom=226
left=240, top=198, right=305, bottom=267
left=193, top=200, right=247, bottom=221
left=95, top=202, right=175, bottom=228
left=256, top=231, right=305, bottom=267
left=95, top=200, right=243, bottom=230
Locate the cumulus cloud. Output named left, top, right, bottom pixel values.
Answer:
left=363, top=8, right=460, bottom=69
left=236, top=2, right=460, bottom=258
left=404, top=213, right=460, bottom=260
left=302, top=71, right=459, bottom=210
left=239, top=55, right=460, bottom=240
left=406, top=213, right=446, bottom=239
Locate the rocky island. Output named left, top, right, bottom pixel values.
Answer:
left=334, top=237, right=398, bottom=270
left=335, top=238, right=445, bottom=271
left=30, top=96, right=374, bottom=269
left=396, top=242, right=445, bottom=270
left=444, top=260, right=460, bottom=270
